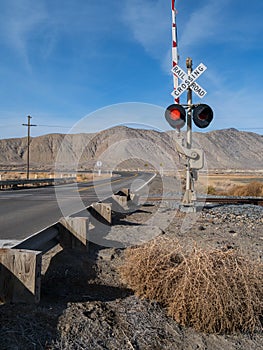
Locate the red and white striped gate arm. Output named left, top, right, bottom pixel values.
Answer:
left=171, top=0, right=179, bottom=103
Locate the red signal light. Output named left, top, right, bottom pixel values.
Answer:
left=193, top=104, right=213, bottom=128
left=170, top=109, right=181, bottom=120
left=165, top=104, right=186, bottom=129
left=198, top=113, right=207, bottom=121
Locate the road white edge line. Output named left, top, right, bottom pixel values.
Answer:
left=134, top=173, right=157, bottom=192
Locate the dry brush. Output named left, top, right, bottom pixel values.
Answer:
left=228, top=181, right=263, bottom=197
left=119, top=237, right=263, bottom=334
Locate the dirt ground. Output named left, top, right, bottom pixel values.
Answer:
left=0, top=175, right=262, bottom=349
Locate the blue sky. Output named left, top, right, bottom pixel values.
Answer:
left=0, top=0, right=263, bottom=139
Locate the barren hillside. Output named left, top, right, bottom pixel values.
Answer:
left=0, top=127, right=262, bottom=171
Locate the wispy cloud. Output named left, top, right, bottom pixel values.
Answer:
left=0, top=1, right=123, bottom=70
left=121, top=0, right=170, bottom=59
left=180, top=0, right=263, bottom=50
left=0, top=0, right=48, bottom=69
left=180, top=1, right=226, bottom=49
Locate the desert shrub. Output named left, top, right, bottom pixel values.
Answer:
left=228, top=181, right=263, bottom=197
left=119, top=237, right=263, bottom=334
left=207, top=185, right=217, bottom=195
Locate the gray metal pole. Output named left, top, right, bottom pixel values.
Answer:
left=186, top=58, right=193, bottom=149
left=183, top=57, right=193, bottom=205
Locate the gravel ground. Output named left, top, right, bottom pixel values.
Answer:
left=0, top=176, right=262, bottom=349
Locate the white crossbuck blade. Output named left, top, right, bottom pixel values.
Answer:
left=171, top=63, right=207, bottom=99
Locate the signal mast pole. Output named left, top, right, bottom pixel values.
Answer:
left=171, top=1, right=196, bottom=209
left=166, top=1, right=213, bottom=212
left=182, top=57, right=196, bottom=206
left=171, top=1, right=194, bottom=206
left=22, top=116, right=37, bottom=180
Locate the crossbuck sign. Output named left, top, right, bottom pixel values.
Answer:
left=171, top=63, right=207, bottom=99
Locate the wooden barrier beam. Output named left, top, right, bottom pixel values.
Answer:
left=0, top=248, right=42, bottom=304
left=59, top=217, right=89, bottom=250
left=112, top=194, right=128, bottom=210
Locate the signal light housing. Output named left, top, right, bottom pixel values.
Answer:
left=193, top=104, right=213, bottom=128
left=165, top=104, right=186, bottom=129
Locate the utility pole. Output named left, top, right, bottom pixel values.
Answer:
left=22, top=116, right=37, bottom=179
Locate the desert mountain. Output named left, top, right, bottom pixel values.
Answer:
left=0, top=127, right=262, bottom=171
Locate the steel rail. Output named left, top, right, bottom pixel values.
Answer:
left=142, top=196, right=263, bottom=206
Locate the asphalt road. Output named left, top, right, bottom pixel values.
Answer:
left=0, top=172, right=154, bottom=241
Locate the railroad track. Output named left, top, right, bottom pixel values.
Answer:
left=198, top=197, right=263, bottom=206
left=142, top=195, right=263, bottom=206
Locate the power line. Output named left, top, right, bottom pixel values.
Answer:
left=0, top=124, right=71, bottom=128
left=0, top=125, right=20, bottom=128
left=37, top=124, right=71, bottom=128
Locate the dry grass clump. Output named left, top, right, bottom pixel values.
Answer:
left=207, top=185, right=217, bottom=195
left=119, top=237, right=263, bottom=334
left=228, top=181, right=263, bottom=197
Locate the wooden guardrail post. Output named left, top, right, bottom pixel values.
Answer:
left=111, top=188, right=140, bottom=211
left=112, top=194, right=128, bottom=209
left=117, top=188, right=130, bottom=198
left=0, top=249, right=42, bottom=303
left=89, top=203, right=112, bottom=224
left=59, top=217, right=89, bottom=250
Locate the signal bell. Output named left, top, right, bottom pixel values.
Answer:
left=165, top=104, right=186, bottom=129
left=193, top=104, right=213, bottom=128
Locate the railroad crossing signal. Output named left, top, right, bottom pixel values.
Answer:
left=165, top=104, right=186, bottom=129
left=165, top=103, right=213, bottom=129
left=171, top=63, right=207, bottom=99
